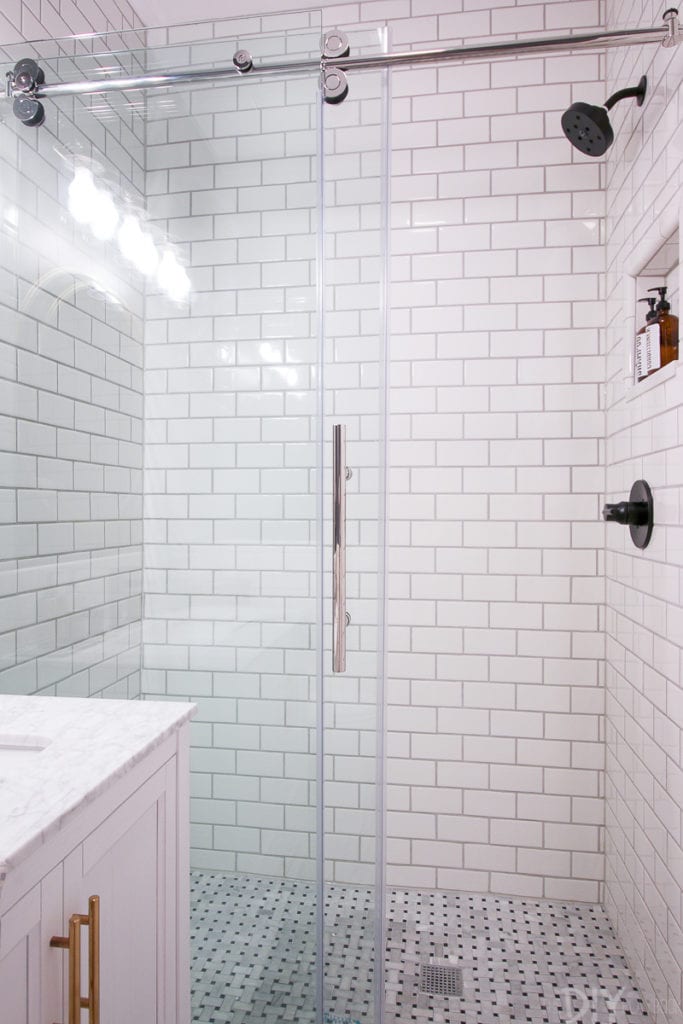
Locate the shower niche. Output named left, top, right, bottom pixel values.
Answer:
left=626, top=224, right=681, bottom=397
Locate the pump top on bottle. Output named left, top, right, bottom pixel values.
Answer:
left=648, top=285, right=671, bottom=311
left=638, top=296, right=657, bottom=322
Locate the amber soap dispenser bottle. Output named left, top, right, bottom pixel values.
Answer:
left=647, top=285, right=679, bottom=375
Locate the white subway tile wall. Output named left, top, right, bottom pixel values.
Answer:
left=379, top=0, right=605, bottom=901
left=0, top=0, right=135, bottom=43
left=138, top=0, right=607, bottom=898
left=0, top=1, right=145, bottom=701
left=604, top=2, right=683, bottom=1022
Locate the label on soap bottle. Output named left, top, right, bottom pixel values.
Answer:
left=634, top=331, right=644, bottom=381
left=645, top=322, right=661, bottom=373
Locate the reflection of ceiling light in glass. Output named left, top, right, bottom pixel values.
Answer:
left=69, top=168, right=118, bottom=240
left=68, top=167, right=99, bottom=224
left=1, top=204, right=19, bottom=235
left=157, top=250, right=191, bottom=302
left=137, top=233, right=159, bottom=277
left=119, top=215, right=157, bottom=275
left=118, top=215, right=142, bottom=261
left=69, top=168, right=190, bottom=303
left=259, top=343, right=281, bottom=363
left=90, top=191, right=119, bottom=240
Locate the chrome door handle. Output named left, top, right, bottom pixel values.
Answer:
left=332, top=424, right=349, bottom=672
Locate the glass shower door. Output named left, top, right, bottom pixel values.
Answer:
left=0, top=14, right=388, bottom=1024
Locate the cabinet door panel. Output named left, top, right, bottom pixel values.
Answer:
left=63, top=768, right=170, bottom=1024
left=0, top=924, right=40, bottom=1024
left=42, top=863, right=64, bottom=1024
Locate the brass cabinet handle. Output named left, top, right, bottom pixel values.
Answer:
left=51, top=895, right=100, bottom=1024
left=87, top=895, right=100, bottom=1024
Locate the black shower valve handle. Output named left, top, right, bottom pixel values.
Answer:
left=602, top=480, right=653, bottom=549
left=602, top=500, right=649, bottom=526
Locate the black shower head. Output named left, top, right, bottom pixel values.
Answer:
left=561, top=102, right=613, bottom=156
left=561, top=75, right=647, bottom=157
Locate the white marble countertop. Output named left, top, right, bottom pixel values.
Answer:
left=0, top=695, right=195, bottom=892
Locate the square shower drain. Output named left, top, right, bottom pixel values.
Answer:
left=418, top=962, right=464, bottom=997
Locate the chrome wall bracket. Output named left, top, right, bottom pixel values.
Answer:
left=322, top=30, right=350, bottom=60
left=322, top=66, right=349, bottom=104
left=322, top=30, right=350, bottom=104
left=662, top=7, right=681, bottom=46
left=232, top=49, right=253, bottom=73
left=8, top=59, right=46, bottom=126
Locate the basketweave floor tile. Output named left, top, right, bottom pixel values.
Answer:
left=191, top=872, right=648, bottom=1024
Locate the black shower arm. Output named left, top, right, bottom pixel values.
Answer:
left=604, top=78, right=648, bottom=110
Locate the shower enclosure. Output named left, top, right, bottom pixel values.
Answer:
left=0, top=12, right=388, bottom=1024
left=3, top=6, right=682, bottom=1024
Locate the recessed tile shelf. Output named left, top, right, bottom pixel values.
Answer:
left=625, top=220, right=679, bottom=399
left=625, top=357, right=680, bottom=401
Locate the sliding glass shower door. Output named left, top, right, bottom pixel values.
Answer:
left=0, top=14, right=388, bottom=1024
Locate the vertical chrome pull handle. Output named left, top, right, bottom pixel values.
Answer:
left=332, top=424, right=347, bottom=673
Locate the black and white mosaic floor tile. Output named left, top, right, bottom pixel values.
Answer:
left=191, top=872, right=649, bottom=1024
left=384, top=889, right=649, bottom=1024
left=191, top=872, right=318, bottom=1024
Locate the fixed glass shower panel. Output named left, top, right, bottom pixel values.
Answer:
left=0, top=32, right=148, bottom=702
left=0, top=13, right=388, bottom=1024
left=142, top=23, right=326, bottom=1021
left=321, top=35, right=389, bottom=1024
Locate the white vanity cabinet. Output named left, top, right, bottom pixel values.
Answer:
left=0, top=697, right=193, bottom=1024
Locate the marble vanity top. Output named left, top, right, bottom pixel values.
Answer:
left=0, top=695, right=195, bottom=890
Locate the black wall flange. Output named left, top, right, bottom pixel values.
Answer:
left=603, top=74, right=647, bottom=111
left=603, top=479, right=653, bottom=549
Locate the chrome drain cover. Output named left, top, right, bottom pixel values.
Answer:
left=419, top=962, right=464, bottom=997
